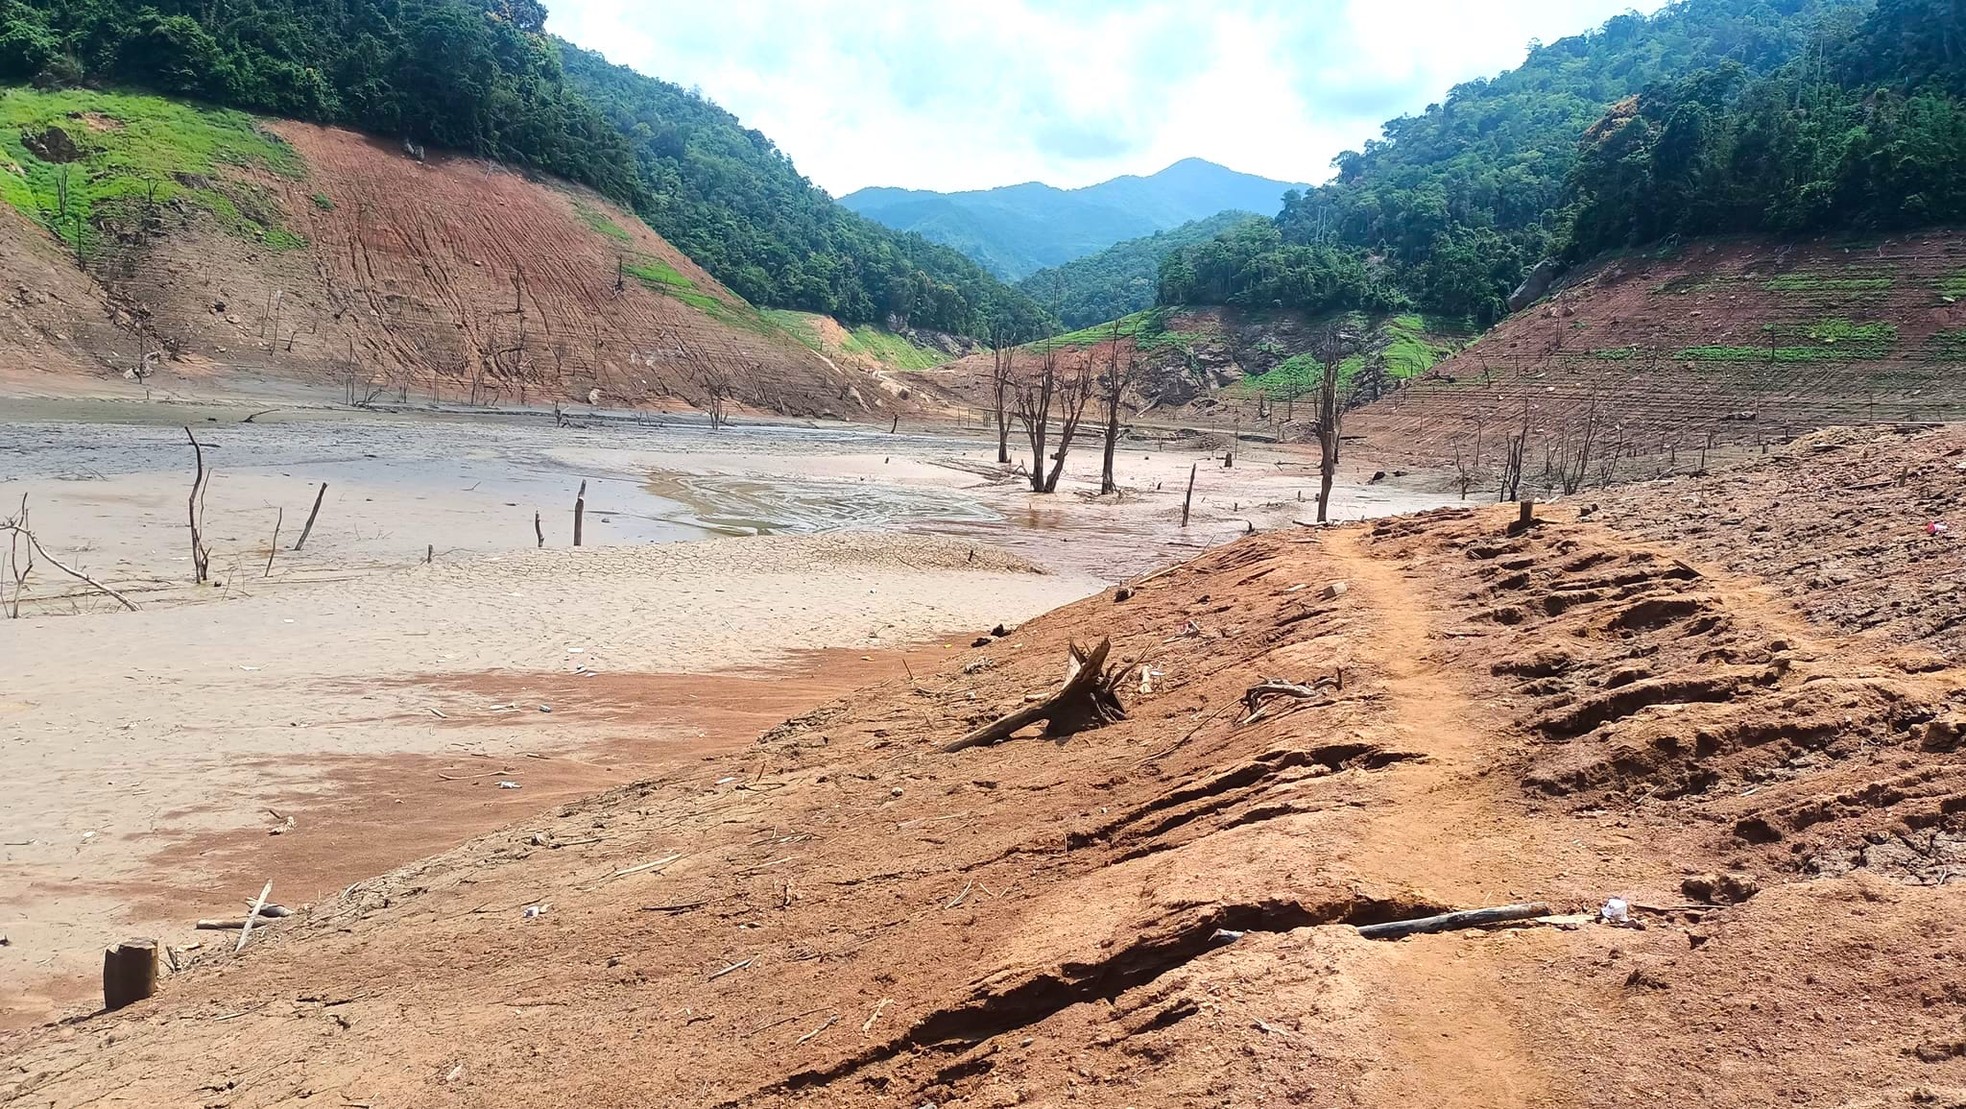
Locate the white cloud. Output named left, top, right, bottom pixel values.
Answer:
left=548, top=0, right=1667, bottom=197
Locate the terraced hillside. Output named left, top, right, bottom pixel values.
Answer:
left=1352, top=231, right=1966, bottom=472
left=0, top=89, right=887, bottom=416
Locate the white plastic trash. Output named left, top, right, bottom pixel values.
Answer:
left=1600, top=897, right=1630, bottom=923
left=498, top=781, right=521, bottom=790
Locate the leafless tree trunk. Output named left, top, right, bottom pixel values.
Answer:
left=1013, top=346, right=1059, bottom=494
left=185, top=427, right=212, bottom=584
left=991, top=337, right=1014, bottom=465
left=1098, top=324, right=1133, bottom=496
left=1311, top=323, right=1363, bottom=524
left=1044, top=352, right=1097, bottom=494
left=1499, top=401, right=1531, bottom=503
left=4, top=494, right=33, bottom=617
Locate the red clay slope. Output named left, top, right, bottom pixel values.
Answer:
left=0, top=122, right=883, bottom=417
left=1354, top=230, right=1966, bottom=469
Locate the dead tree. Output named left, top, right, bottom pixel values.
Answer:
left=990, top=335, right=1015, bottom=465
left=941, top=640, right=1126, bottom=752
left=1311, top=323, right=1363, bottom=524
left=1013, top=345, right=1095, bottom=494
left=696, top=364, right=733, bottom=430
left=1499, top=400, right=1531, bottom=503
left=185, top=427, right=212, bottom=584
left=1098, top=326, right=1135, bottom=496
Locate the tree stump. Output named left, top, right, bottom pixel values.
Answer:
left=103, top=938, right=159, bottom=1011
left=941, top=639, right=1127, bottom=753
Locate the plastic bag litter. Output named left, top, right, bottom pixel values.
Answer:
left=522, top=905, right=546, bottom=919
left=1600, top=897, right=1631, bottom=924
left=497, top=781, right=521, bottom=789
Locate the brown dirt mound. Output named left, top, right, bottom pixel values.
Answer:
left=11, top=475, right=1966, bottom=1104
left=1352, top=230, right=1966, bottom=469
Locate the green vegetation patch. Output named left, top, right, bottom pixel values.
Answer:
left=1926, top=328, right=1966, bottom=360
left=0, top=88, right=305, bottom=255
left=1239, top=313, right=1463, bottom=399
left=1678, top=345, right=1853, bottom=363
left=1763, top=272, right=1894, bottom=292
left=1938, top=273, right=1966, bottom=300
left=576, top=201, right=634, bottom=242
left=841, top=325, right=948, bottom=371
left=310, top=192, right=334, bottom=211
left=622, top=254, right=693, bottom=289
left=1800, top=318, right=1897, bottom=346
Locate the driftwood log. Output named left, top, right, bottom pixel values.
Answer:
left=1356, top=902, right=1552, bottom=941
left=942, top=639, right=1126, bottom=753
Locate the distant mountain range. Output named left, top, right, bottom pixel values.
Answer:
left=841, top=158, right=1307, bottom=281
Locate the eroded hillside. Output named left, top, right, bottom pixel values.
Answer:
left=9, top=428, right=1966, bottom=1106
left=1352, top=232, right=1966, bottom=471
left=0, top=90, right=887, bottom=416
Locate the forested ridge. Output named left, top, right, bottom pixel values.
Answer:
left=1155, top=0, right=1872, bottom=327
left=0, top=0, right=1054, bottom=341
left=1015, top=210, right=1267, bottom=331
left=1566, top=0, right=1966, bottom=257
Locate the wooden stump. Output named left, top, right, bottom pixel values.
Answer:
left=103, top=939, right=158, bottom=1011
left=941, top=639, right=1127, bottom=753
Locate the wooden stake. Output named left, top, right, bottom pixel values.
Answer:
left=1181, top=463, right=1197, bottom=528
left=264, top=508, right=282, bottom=578
left=534, top=511, right=544, bottom=549
left=573, top=481, right=587, bottom=548
left=425, top=544, right=434, bottom=565
left=237, top=880, right=273, bottom=953
left=102, top=939, right=158, bottom=1011
left=295, top=483, right=327, bottom=552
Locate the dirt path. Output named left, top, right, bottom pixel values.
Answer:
left=1321, top=527, right=1549, bottom=1106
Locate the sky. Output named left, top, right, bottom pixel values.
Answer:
left=548, top=0, right=1669, bottom=198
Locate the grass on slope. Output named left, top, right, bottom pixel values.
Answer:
left=759, top=309, right=952, bottom=371
left=1240, top=314, right=1466, bottom=398
left=0, top=87, right=306, bottom=254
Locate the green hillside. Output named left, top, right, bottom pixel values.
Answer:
left=1016, top=211, right=1267, bottom=331
left=1155, top=0, right=1864, bottom=326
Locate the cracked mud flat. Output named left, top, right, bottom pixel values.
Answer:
left=12, top=430, right=1966, bottom=1107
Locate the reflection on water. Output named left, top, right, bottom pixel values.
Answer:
left=652, top=474, right=1000, bottom=537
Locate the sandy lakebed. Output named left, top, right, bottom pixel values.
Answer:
left=0, top=396, right=1461, bottom=1025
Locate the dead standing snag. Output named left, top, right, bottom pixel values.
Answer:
left=941, top=639, right=1127, bottom=753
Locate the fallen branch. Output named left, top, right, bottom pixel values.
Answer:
left=708, top=957, right=754, bottom=981
left=941, top=639, right=1126, bottom=753
left=1240, top=677, right=1338, bottom=725
left=795, top=1014, right=839, bottom=1045
left=1355, top=902, right=1552, bottom=941
left=0, top=523, right=139, bottom=611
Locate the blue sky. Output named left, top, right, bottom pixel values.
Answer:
left=549, top=1, right=1668, bottom=197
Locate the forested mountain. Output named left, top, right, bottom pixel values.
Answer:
left=0, top=0, right=1052, bottom=341
left=1157, top=0, right=1864, bottom=326
left=1016, top=211, right=1267, bottom=330
left=1565, top=0, right=1966, bottom=255
left=554, top=45, right=1053, bottom=339
left=844, top=159, right=1305, bottom=281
